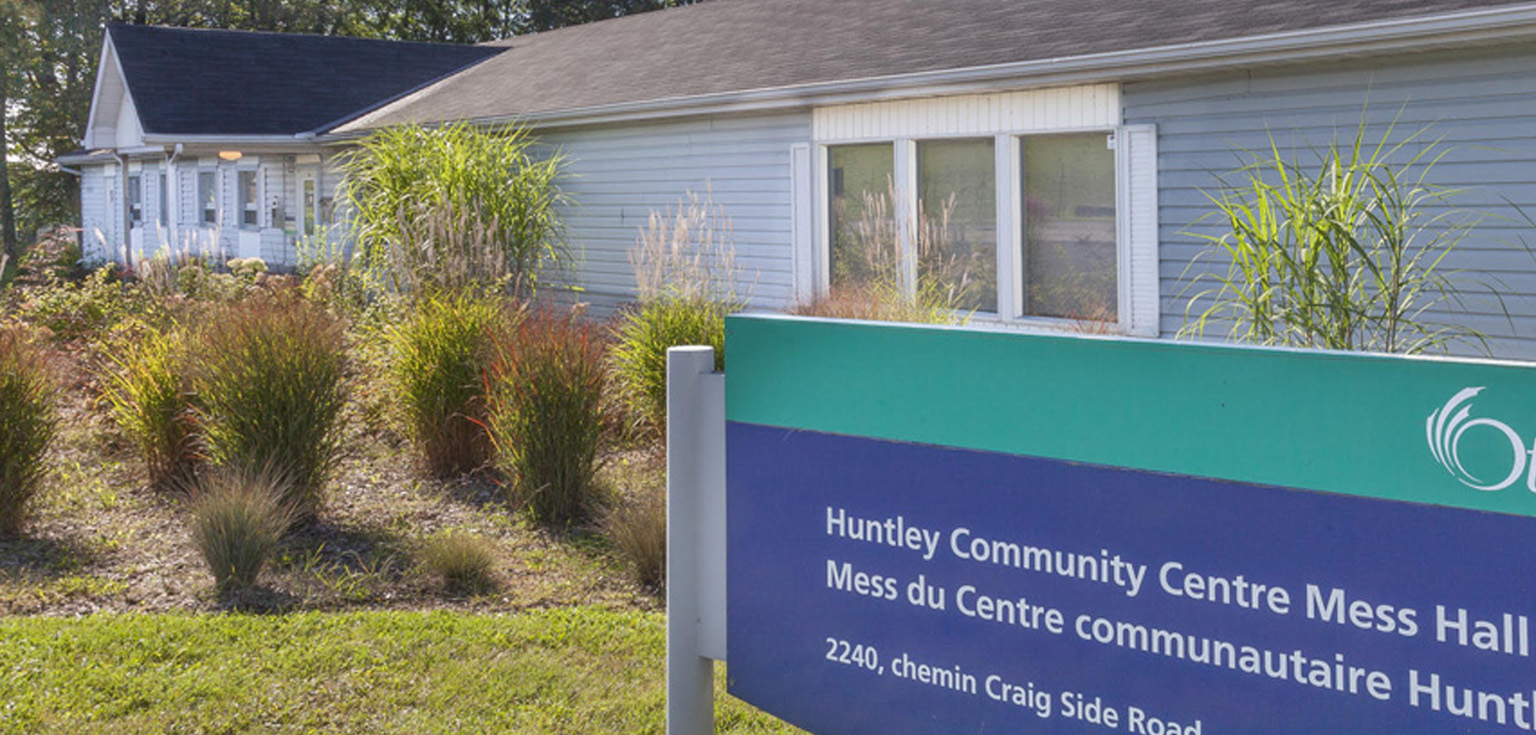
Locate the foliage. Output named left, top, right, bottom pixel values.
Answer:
left=0, top=608, right=800, bottom=734
left=99, top=325, right=199, bottom=489
left=340, top=123, right=567, bottom=300
left=192, top=296, right=348, bottom=520
left=0, top=327, right=56, bottom=536
left=187, top=467, right=294, bottom=594
left=487, top=311, right=608, bottom=527
left=15, top=265, right=139, bottom=340
left=604, top=484, right=666, bottom=591
left=389, top=293, right=512, bottom=476
left=610, top=296, right=727, bottom=431
left=1181, top=123, right=1495, bottom=354
left=419, top=529, right=497, bottom=594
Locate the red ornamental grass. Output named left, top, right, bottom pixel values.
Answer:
left=487, top=311, right=608, bottom=527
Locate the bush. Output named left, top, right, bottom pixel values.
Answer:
left=188, top=468, right=293, bottom=594
left=0, top=329, right=57, bottom=536
left=790, top=281, right=969, bottom=325
left=193, top=297, right=348, bottom=520
left=390, top=294, right=511, bottom=476
left=487, top=312, right=607, bottom=527
left=18, top=265, right=138, bottom=340
left=604, top=485, right=666, bottom=591
left=341, top=123, right=567, bottom=299
left=100, top=327, right=199, bottom=489
left=419, top=530, right=497, bottom=594
left=610, top=296, right=727, bottom=432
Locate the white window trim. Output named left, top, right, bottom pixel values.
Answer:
left=808, top=88, right=1159, bottom=336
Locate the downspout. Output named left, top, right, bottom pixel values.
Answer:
left=111, top=151, right=134, bottom=271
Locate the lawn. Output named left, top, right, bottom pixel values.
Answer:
left=0, top=606, right=799, bottom=734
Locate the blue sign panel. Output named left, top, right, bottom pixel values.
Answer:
left=726, top=422, right=1536, bottom=734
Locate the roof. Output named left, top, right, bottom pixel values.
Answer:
left=106, top=23, right=503, bottom=136
left=338, top=0, right=1536, bottom=132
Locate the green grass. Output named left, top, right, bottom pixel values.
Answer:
left=0, top=607, right=800, bottom=734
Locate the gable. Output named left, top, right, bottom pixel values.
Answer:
left=84, top=34, right=143, bottom=149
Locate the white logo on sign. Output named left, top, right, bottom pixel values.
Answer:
left=1426, top=387, right=1535, bottom=493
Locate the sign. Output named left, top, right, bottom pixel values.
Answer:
left=723, top=315, right=1536, bottom=734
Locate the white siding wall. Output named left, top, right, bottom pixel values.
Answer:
left=540, top=112, right=813, bottom=313
left=813, top=85, right=1120, bottom=141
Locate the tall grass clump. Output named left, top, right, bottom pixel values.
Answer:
left=193, top=297, right=348, bottom=520
left=188, top=468, right=293, bottom=594
left=611, top=190, right=744, bottom=432
left=341, top=123, right=567, bottom=299
left=390, top=294, right=512, bottom=476
left=488, top=312, right=608, bottom=527
left=101, top=327, right=199, bottom=488
left=420, top=530, right=498, bottom=595
left=1181, top=120, right=1494, bottom=354
left=604, top=486, right=666, bottom=591
left=0, top=329, right=57, bottom=536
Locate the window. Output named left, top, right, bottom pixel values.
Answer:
left=828, top=144, right=895, bottom=292
left=199, top=171, right=217, bottom=225
left=238, top=170, right=258, bottom=227
left=128, top=175, right=143, bottom=225
left=814, top=87, right=1158, bottom=334
left=1022, top=133, right=1117, bottom=321
left=919, top=139, right=996, bottom=313
left=302, top=179, right=316, bottom=236
left=158, top=173, right=168, bottom=225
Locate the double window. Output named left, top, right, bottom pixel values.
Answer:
left=814, top=87, right=1159, bottom=335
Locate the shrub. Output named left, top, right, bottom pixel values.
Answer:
left=419, top=530, right=497, bottom=594
left=18, top=265, right=138, bottom=340
left=0, top=329, right=57, bottom=536
left=487, top=312, right=608, bottom=527
left=603, top=485, right=666, bottom=591
left=193, top=297, right=348, bottom=520
left=100, top=327, right=199, bottom=489
left=610, top=296, right=727, bottom=431
left=1181, top=122, right=1492, bottom=354
left=390, top=294, right=512, bottom=476
left=341, top=123, right=567, bottom=299
left=188, top=468, right=293, bottom=594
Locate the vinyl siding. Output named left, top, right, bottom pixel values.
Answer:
left=1123, top=43, right=1536, bottom=361
left=540, top=112, right=812, bottom=313
left=79, top=165, right=112, bottom=262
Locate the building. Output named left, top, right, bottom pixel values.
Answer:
left=66, top=0, right=1536, bottom=359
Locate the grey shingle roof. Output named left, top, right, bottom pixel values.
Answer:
left=108, top=23, right=503, bottom=136
left=337, top=0, right=1536, bottom=132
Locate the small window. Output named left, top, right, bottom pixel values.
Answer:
left=303, top=179, right=316, bottom=236
left=827, top=143, right=896, bottom=293
left=1021, top=133, right=1117, bottom=321
left=158, top=173, right=168, bottom=225
left=128, top=175, right=143, bottom=225
left=199, top=171, right=217, bottom=225
left=919, top=139, right=996, bottom=313
left=238, top=170, right=258, bottom=228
